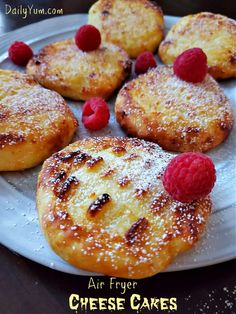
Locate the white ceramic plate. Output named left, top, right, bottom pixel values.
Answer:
left=0, top=14, right=235, bottom=275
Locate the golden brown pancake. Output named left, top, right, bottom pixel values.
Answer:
left=159, top=12, right=236, bottom=79
left=27, top=39, right=131, bottom=100
left=88, top=0, right=164, bottom=58
left=0, top=70, right=78, bottom=171
left=115, top=66, right=234, bottom=152
left=37, top=137, right=212, bottom=279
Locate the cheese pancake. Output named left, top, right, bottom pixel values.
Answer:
left=88, top=0, right=164, bottom=58
left=115, top=66, right=234, bottom=152
left=26, top=39, right=131, bottom=101
left=37, top=137, right=212, bottom=279
left=159, top=12, right=236, bottom=79
left=0, top=70, right=77, bottom=171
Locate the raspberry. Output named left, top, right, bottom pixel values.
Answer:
left=135, top=51, right=157, bottom=75
left=8, top=41, right=33, bottom=66
left=75, top=25, right=101, bottom=52
left=173, top=48, right=208, bottom=83
left=162, top=152, right=216, bottom=203
left=82, top=97, right=110, bottom=131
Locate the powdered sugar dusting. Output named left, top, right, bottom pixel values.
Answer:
left=39, top=137, right=212, bottom=277
left=0, top=70, right=75, bottom=148
left=26, top=39, right=130, bottom=100
left=116, top=65, right=233, bottom=152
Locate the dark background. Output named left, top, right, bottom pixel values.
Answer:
left=0, top=1, right=236, bottom=314
left=0, top=0, right=235, bottom=33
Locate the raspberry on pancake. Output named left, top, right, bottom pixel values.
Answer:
left=159, top=12, right=236, bottom=80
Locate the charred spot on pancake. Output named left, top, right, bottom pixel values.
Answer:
left=55, top=150, right=90, bottom=167
left=56, top=176, right=79, bottom=199
left=61, top=150, right=82, bottom=162
left=131, top=138, right=144, bottom=148
left=101, top=168, right=115, bottom=178
left=0, top=133, right=25, bottom=148
left=54, top=170, right=66, bottom=182
left=88, top=193, right=111, bottom=217
left=74, top=152, right=90, bottom=165
left=121, top=110, right=128, bottom=118
left=112, top=146, right=126, bottom=155
left=89, top=72, right=96, bottom=79
left=86, top=156, right=104, bottom=169
left=174, top=203, right=196, bottom=214
left=125, top=218, right=149, bottom=244
left=135, top=187, right=149, bottom=199
left=54, top=211, right=70, bottom=221
left=50, top=169, right=67, bottom=191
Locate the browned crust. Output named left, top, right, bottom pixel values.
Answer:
left=89, top=0, right=164, bottom=58
left=86, top=156, right=104, bottom=169
left=26, top=40, right=131, bottom=101
left=125, top=217, right=149, bottom=244
left=0, top=70, right=78, bottom=171
left=55, top=176, right=80, bottom=200
left=37, top=137, right=212, bottom=279
left=87, top=193, right=111, bottom=217
left=0, top=133, right=25, bottom=148
left=158, top=12, right=236, bottom=80
left=115, top=67, right=234, bottom=153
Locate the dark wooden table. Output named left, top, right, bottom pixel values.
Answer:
left=0, top=1, right=235, bottom=313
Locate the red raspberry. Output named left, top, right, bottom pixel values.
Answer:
left=82, top=97, right=110, bottom=131
left=8, top=41, right=33, bottom=66
left=162, top=152, right=216, bottom=203
left=135, top=51, right=157, bottom=75
left=75, top=25, right=101, bottom=52
left=173, top=48, right=208, bottom=83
